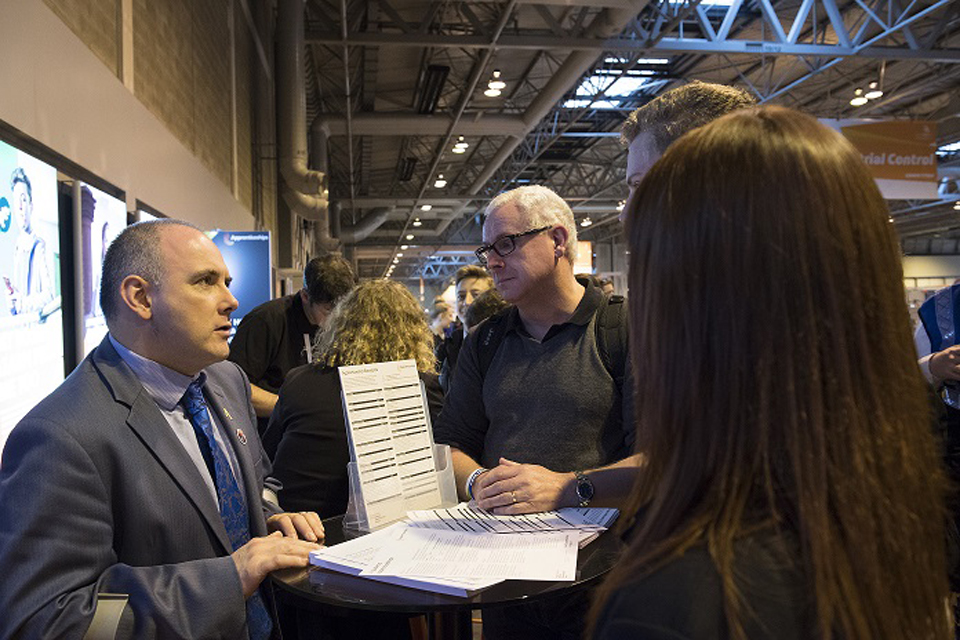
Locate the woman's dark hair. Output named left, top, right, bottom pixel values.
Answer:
left=591, top=106, right=949, bottom=639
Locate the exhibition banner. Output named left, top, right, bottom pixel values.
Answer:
left=208, top=230, right=272, bottom=337
left=823, top=119, right=938, bottom=200
left=0, top=140, right=64, bottom=444
left=574, top=240, right=593, bottom=275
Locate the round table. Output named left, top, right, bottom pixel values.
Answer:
left=271, top=515, right=624, bottom=639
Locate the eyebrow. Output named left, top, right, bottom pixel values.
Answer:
left=192, top=269, right=231, bottom=286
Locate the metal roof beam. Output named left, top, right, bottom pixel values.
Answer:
left=307, top=31, right=960, bottom=63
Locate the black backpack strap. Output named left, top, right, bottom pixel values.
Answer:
left=596, top=294, right=627, bottom=394
left=476, top=307, right=512, bottom=380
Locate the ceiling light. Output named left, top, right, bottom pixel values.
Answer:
left=452, top=136, right=469, bottom=154
left=484, top=88, right=501, bottom=98
left=401, top=244, right=409, bottom=250
left=452, top=146, right=466, bottom=154
left=616, top=200, right=626, bottom=211
left=434, top=174, right=447, bottom=188
left=420, top=204, right=432, bottom=211
left=397, top=253, right=404, bottom=258
left=488, top=70, right=506, bottom=91
left=864, top=81, right=883, bottom=100
left=954, top=201, right=960, bottom=211
left=393, top=257, right=399, bottom=264
left=413, top=218, right=422, bottom=227
left=580, top=217, right=593, bottom=227
left=406, top=234, right=415, bottom=240
left=850, top=88, right=868, bottom=107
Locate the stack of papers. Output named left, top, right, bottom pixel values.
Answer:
left=405, top=505, right=619, bottom=547
left=310, top=523, right=503, bottom=597
left=309, top=505, right=618, bottom=597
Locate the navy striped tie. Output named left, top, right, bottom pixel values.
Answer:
left=181, top=379, right=272, bottom=640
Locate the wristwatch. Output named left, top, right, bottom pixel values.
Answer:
left=573, top=470, right=594, bottom=507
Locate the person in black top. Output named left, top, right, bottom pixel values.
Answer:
left=590, top=107, right=950, bottom=640
left=435, top=265, right=493, bottom=392
left=229, top=255, right=356, bottom=434
left=263, top=279, right=442, bottom=517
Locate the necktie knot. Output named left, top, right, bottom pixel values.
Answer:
left=180, top=380, right=206, bottom=418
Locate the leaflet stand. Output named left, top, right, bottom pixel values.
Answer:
left=343, top=378, right=458, bottom=532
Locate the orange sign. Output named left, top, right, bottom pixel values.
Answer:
left=822, top=119, right=939, bottom=199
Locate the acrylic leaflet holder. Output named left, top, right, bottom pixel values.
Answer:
left=344, top=443, right=458, bottom=532
left=339, top=360, right=458, bottom=532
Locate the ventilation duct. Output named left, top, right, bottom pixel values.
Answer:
left=277, top=0, right=337, bottom=251
left=417, top=65, right=449, bottom=115
left=338, top=208, right=393, bottom=244
left=397, top=157, right=417, bottom=182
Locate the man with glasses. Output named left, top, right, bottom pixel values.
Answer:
left=433, top=185, right=634, bottom=640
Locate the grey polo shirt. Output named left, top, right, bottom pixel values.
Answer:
left=434, top=280, right=634, bottom=471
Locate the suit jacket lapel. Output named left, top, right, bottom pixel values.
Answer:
left=92, top=338, right=234, bottom=553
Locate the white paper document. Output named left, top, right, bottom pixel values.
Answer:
left=339, top=360, right=443, bottom=528
left=310, top=523, right=503, bottom=597
left=362, top=526, right=580, bottom=581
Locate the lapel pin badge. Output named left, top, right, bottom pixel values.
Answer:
left=223, top=408, right=233, bottom=420
left=236, top=428, right=247, bottom=446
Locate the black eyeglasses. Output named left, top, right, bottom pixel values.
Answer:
left=475, top=226, right=551, bottom=266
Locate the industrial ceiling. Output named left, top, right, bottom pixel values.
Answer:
left=294, top=0, right=960, bottom=283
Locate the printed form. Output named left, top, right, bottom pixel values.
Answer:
left=340, top=360, right=443, bottom=528
left=310, top=522, right=503, bottom=596
left=362, top=526, right=580, bottom=582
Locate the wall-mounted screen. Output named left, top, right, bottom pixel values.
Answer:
left=208, top=230, right=272, bottom=337
left=79, top=183, right=126, bottom=356
left=0, top=140, right=63, bottom=447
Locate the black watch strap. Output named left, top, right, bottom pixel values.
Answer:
left=574, top=470, right=594, bottom=507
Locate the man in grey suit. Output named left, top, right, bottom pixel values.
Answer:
left=0, top=220, right=324, bottom=638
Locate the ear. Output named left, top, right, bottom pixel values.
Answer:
left=551, top=225, right=570, bottom=258
left=300, top=288, right=310, bottom=306
left=119, top=275, right=153, bottom=320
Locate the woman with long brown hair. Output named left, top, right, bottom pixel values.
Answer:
left=263, top=278, right=442, bottom=518
left=590, top=106, right=950, bottom=639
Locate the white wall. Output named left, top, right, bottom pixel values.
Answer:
left=0, top=0, right=254, bottom=230
left=902, top=255, right=960, bottom=287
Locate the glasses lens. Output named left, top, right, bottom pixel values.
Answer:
left=493, top=236, right=515, bottom=258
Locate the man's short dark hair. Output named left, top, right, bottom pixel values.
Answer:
left=464, top=288, right=509, bottom=329
left=620, top=81, right=756, bottom=154
left=454, top=265, right=491, bottom=287
left=100, top=219, right=199, bottom=323
left=304, top=255, right=357, bottom=305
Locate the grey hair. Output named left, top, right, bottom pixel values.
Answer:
left=484, top=185, right=578, bottom=263
left=99, top=219, right=200, bottom=323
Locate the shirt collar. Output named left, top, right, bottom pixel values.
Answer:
left=502, top=277, right=603, bottom=338
left=109, top=334, right=204, bottom=411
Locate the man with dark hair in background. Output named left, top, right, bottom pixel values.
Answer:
left=229, top=254, right=356, bottom=433
left=620, top=80, right=756, bottom=222
left=0, top=219, right=323, bottom=638
left=436, top=264, right=493, bottom=393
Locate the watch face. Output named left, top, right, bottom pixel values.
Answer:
left=577, top=476, right=594, bottom=502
